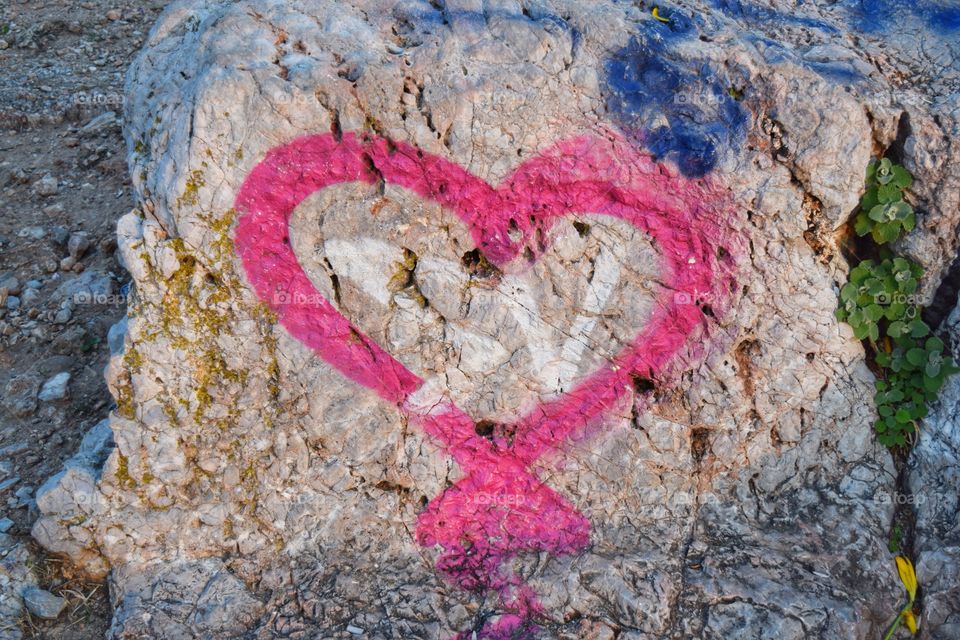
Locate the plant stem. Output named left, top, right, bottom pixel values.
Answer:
left=882, top=611, right=904, bottom=640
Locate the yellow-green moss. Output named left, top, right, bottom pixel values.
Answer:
left=123, top=345, right=144, bottom=372
left=176, top=168, right=207, bottom=208
left=115, top=382, right=136, bottom=420
left=115, top=455, right=136, bottom=489
left=57, top=514, right=88, bottom=527
left=387, top=248, right=427, bottom=307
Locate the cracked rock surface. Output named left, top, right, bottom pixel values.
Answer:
left=31, top=0, right=960, bottom=638
left=910, top=294, right=960, bottom=640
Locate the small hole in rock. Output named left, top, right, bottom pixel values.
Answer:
left=461, top=249, right=501, bottom=280
left=475, top=420, right=495, bottom=438
left=691, top=427, right=711, bottom=463
left=572, top=221, right=590, bottom=237
left=631, top=374, right=655, bottom=394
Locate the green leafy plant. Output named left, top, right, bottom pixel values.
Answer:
left=837, top=158, right=959, bottom=449
left=887, top=525, right=903, bottom=553
left=854, top=158, right=915, bottom=244
left=874, top=336, right=960, bottom=446
left=837, top=253, right=959, bottom=446
left=835, top=255, right=923, bottom=343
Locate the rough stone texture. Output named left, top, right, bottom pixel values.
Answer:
left=32, top=418, right=114, bottom=578
left=31, top=1, right=960, bottom=638
left=910, top=295, right=960, bottom=640
left=38, top=372, right=71, bottom=402
left=20, top=586, right=66, bottom=621
left=1, top=375, right=40, bottom=418
left=0, top=535, right=41, bottom=640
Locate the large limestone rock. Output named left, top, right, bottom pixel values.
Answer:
left=910, top=295, right=960, bottom=640
left=33, top=1, right=960, bottom=637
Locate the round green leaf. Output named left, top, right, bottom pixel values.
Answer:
left=854, top=213, right=873, bottom=236
left=891, top=202, right=912, bottom=221
left=840, top=283, right=857, bottom=302
left=910, top=320, right=930, bottom=338
left=868, top=204, right=889, bottom=222
left=906, top=348, right=926, bottom=366
left=865, top=305, right=885, bottom=322
left=923, top=375, right=944, bottom=392
left=876, top=158, right=894, bottom=184
left=877, top=184, right=901, bottom=203
left=891, top=165, right=913, bottom=189
left=903, top=211, right=916, bottom=232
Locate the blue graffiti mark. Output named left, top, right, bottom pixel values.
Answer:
left=845, top=0, right=960, bottom=34
left=392, top=1, right=585, bottom=65
left=711, top=0, right=960, bottom=35
left=603, top=16, right=748, bottom=178
left=802, top=60, right=864, bottom=82
left=710, top=0, right=840, bottom=33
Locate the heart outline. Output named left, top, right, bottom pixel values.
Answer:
left=234, top=130, right=741, bottom=638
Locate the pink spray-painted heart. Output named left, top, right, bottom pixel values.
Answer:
left=234, top=130, right=741, bottom=638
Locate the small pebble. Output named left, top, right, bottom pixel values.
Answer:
left=34, top=174, right=59, bottom=197
left=68, top=231, right=92, bottom=259
left=39, top=372, right=71, bottom=401
left=0, top=275, right=20, bottom=295
left=21, top=586, right=67, bottom=620
left=49, top=226, right=69, bottom=247
left=14, top=486, right=34, bottom=506
left=21, top=288, right=39, bottom=306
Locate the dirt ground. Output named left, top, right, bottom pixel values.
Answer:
left=0, top=2, right=170, bottom=637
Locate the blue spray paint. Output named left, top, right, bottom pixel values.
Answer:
left=603, top=11, right=748, bottom=178
left=844, top=0, right=960, bottom=34
left=711, top=0, right=840, bottom=32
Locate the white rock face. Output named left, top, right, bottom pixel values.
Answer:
left=31, top=1, right=960, bottom=638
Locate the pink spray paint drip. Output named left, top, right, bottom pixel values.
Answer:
left=233, top=131, right=741, bottom=638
